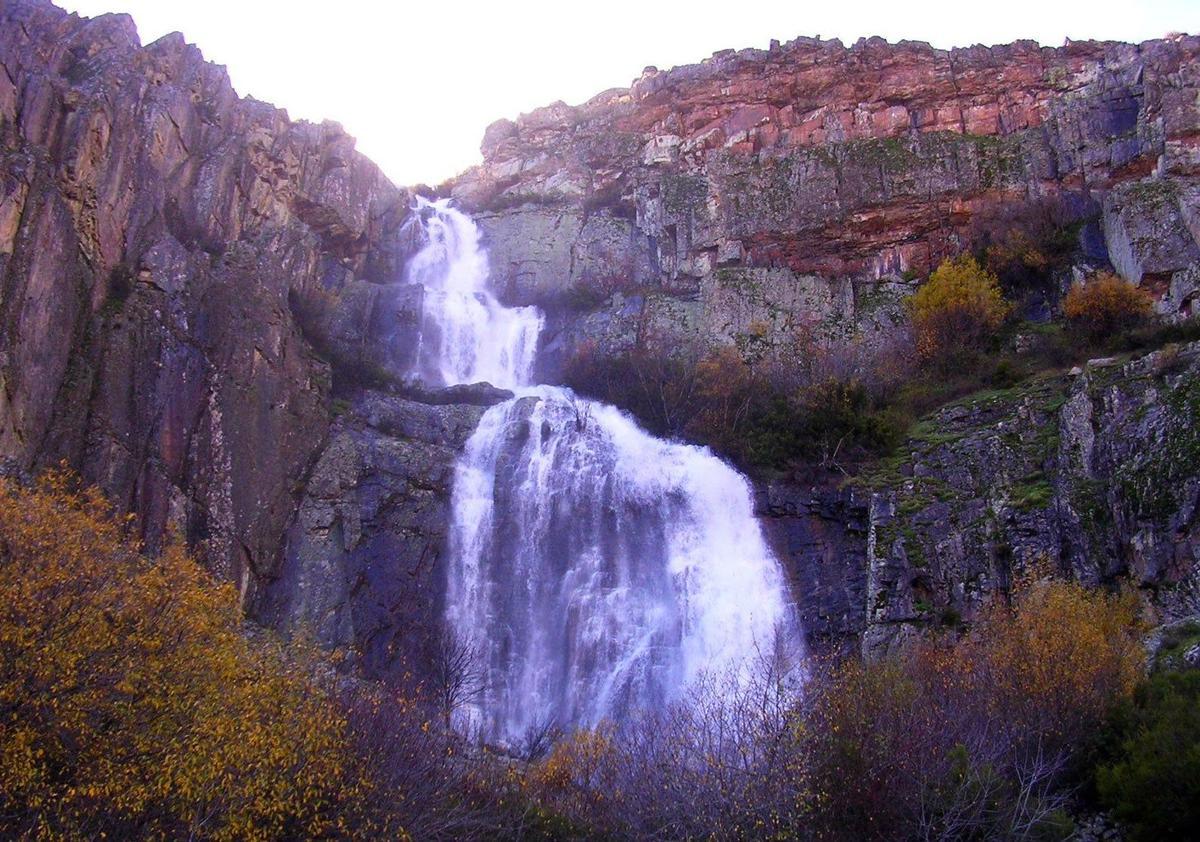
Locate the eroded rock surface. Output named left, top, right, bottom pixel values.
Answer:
left=774, top=342, right=1200, bottom=658
left=0, top=0, right=413, bottom=603
left=451, top=35, right=1200, bottom=367
left=258, top=391, right=496, bottom=679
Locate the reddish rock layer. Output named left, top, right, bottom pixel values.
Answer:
left=451, top=33, right=1199, bottom=358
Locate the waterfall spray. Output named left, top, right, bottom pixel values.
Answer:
left=404, top=197, right=542, bottom=389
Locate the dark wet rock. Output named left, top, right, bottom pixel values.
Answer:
left=404, top=381, right=516, bottom=407
left=256, top=392, right=489, bottom=679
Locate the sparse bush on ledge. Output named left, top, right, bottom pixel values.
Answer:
left=970, top=195, right=1084, bottom=297
left=909, top=254, right=1012, bottom=368
left=1063, top=271, right=1154, bottom=341
left=562, top=335, right=915, bottom=475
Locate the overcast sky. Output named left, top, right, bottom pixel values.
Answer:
left=60, top=0, right=1200, bottom=186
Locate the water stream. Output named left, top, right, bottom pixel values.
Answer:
left=406, top=198, right=800, bottom=745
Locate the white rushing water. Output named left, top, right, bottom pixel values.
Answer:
left=406, top=198, right=801, bottom=746
left=404, top=197, right=542, bottom=389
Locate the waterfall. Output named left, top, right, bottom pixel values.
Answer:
left=404, top=197, right=543, bottom=389
left=406, top=198, right=801, bottom=746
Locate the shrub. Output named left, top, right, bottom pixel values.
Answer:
left=526, top=725, right=609, bottom=795
left=1063, top=271, right=1154, bottom=341
left=909, top=255, right=1011, bottom=367
left=510, top=579, right=1145, bottom=841
left=971, top=197, right=1082, bottom=294
left=561, top=340, right=702, bottom=440
left=0, top=471, right=539, bottom=841
left=563, top=341, right=911, bottom=474
left=521, top=649, right=808, bottom=840
left=0, top=471, right=367, bottom=840
left=735, top=378, right=909, bottom=472
left=1096, top=670, right=1200, bottom=842
left=804, top=577, right=1144, bottom=840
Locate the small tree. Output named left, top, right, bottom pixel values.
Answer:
left=1063, top=271, right=1154, bottom=341
left=909, top=254, right=1011, bottom=366
left=1096, top=670, right=1200, bottom=842
left=429, top=629, right=486, bottom=729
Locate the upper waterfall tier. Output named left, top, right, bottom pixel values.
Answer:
left=404, top=197, right=543, bottom=389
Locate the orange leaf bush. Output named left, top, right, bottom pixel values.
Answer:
left=0, top=471, right=371, bottom=840
left=1063, top=271, right=1154, bottom=340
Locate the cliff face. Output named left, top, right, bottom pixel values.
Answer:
left=765, top=343, right=1200, bottom=657
left=451, top=35, right=1200, bottom=370
left=0, top=0, right=411, bottom=603
left=1, top=0, right=1198, bottom=668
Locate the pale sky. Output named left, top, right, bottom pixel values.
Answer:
left=60, top=0, right=1200, bottom=187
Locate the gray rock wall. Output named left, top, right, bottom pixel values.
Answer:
left=0, top=0, right=410, bottom=602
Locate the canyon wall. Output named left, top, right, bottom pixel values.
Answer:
left=1, top=0, right=1197, bottom=670
left=0, top=0, right=414, bottom=607
left=449, top=31, right=1200, bottom=655
left=451, top=34, right=1200, bottom=371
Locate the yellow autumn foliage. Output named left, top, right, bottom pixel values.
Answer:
left=0, top=470, right=373, bottom=840
left=1063, top=271, right=1154, bottom=339
left=525, top=726, right=619, bottom=824
left=806, top=576, right=1146, bottom=839
left=908, top=254, right=1011, bottom=363
left=530, top=728, right=614, bottom=791
left=957, top=573, right=1145, bottom=728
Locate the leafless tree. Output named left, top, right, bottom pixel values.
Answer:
left=429, top=629, right=486, bottom=729
left=517, top=715, right=562, bottom=762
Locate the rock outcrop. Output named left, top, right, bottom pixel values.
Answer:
left=450, top=35, right=1200, bottom=369
left=258, top=389, right=500, bottom=680
left=0, top=0, right=416, bottom=605
left=765, top=342, right=1200, bottom=658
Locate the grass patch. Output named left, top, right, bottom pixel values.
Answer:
left=1012, top=474, right=1054, bottom=511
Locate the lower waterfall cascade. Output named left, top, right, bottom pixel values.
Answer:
left=406, top=198, right=802, bottom=746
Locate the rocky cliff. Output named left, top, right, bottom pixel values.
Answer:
left=1, top=0, right=1198, bottom=671
left=451, top=34, right=1200, bottom=371
left=0, top=0, right=417, bottom=607
left=766, top=342, right=1200, bottom=657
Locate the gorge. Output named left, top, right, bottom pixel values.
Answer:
left=1, top=0, right=1199, bottom=774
